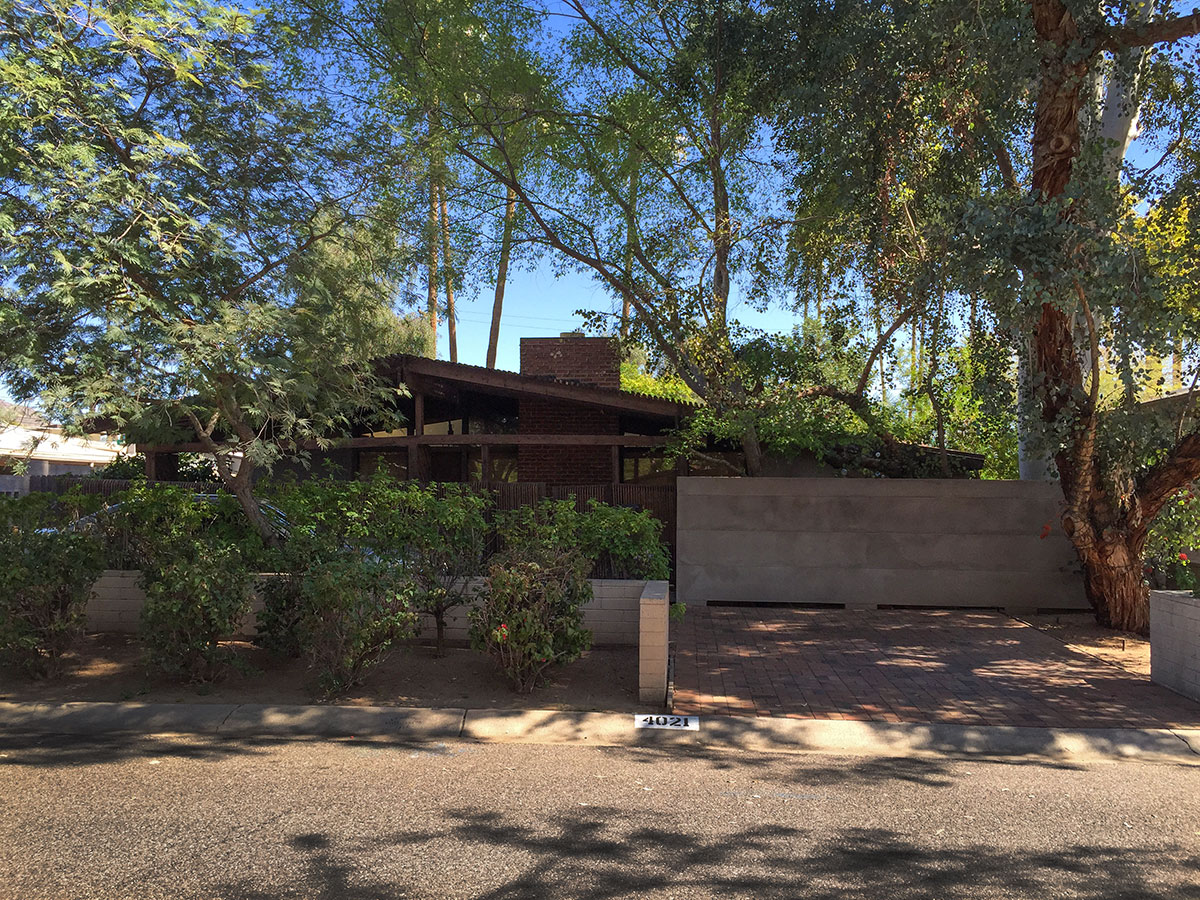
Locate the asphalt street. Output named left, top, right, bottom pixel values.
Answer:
left=1, top=732, right=1198, bottom=899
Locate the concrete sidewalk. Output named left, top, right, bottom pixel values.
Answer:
left=2, top=699, right=1199, bottom=764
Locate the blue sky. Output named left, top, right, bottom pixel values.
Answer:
left=436, top=268, right=793, bottom=372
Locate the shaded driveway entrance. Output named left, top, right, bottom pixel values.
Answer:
left=671, top=607, right=1200, bottom=728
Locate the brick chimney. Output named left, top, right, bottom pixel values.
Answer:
left=519, top=334, right=620, bottom=390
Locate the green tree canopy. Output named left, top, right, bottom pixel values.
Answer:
left=0, top=0, right=424, bottom=540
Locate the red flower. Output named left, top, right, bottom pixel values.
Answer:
left=1180, top=552, right=1190, bottom=563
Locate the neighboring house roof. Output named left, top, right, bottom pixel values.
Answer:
left=0, top=401, right=125, bottom=466
left=375, top=353, right=699, bottom=421
left=0, top=400, right=52, bottom=431
left=1138, top=388, right=1198, bottom=415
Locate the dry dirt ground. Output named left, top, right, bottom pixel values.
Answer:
left=0, top=635, right=641, bottom=711
left=1018, top=613, right=1151, bottom=677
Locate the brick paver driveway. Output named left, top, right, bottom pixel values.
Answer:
left=672, top=606, right=1200, bottom=728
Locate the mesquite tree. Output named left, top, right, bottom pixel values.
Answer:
left=0, top=0, right=421, bottom=543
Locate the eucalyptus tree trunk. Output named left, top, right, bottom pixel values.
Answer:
left=1017, top=336, right=1054, bottom=481
left=486, top=185, right=517, bottom=369
left=1027, top=0, right=1184, bottom=632
left=439, top=182, right=457, bottom=363
left=1099, top=1, right=1156, bottom=179
left=622, top=144, right=640, bottom=338
left=427, top=181, right=440, bottom=357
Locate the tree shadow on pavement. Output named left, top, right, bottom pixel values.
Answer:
left=0, top=732, right=278, bottom=767
left=607, top=743, right=1091, bottom=788
left=216, top=811, right=1200, bottom=900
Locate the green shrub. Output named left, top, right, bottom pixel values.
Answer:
left=259, top=476, right=421, bottom=692
left=471, top=502, right=594, bottom=692
left=494, top=497, right=669, bottom=580
left=0, top=493, right=105, bottom=677
left=139, top=546, right=255, bottom=682
left=578, top=499, right=670, bottom=580
left=114, top=484, right=261, bottom=681
left=98, top=481, right=269, bottom=570
left=1145, top=488, right=1200, bottom=591
left=396, top=483, right=489, bottom=656
left=292, top=551, right=418, bottom=695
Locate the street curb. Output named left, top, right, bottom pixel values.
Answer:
left=1, top=700, right=1198, bottom=764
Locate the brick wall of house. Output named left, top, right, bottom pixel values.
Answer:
left=518, top=335, right=621, bottom=484
left=518, top=401, right=618, bottom=484
left=517, top=443, right=615, bottom=485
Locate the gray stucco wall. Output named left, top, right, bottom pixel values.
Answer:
left=677, top=478, right=1088, bottom=612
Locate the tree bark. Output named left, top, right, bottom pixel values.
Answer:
left=487, top=185, right=516, bottom=368
left=741, top=424, right=764, bottom=477
left=1080, top=528, right=1150, bottom=633
left=622, top=143, right=640, bottom=338
left=229, top=467, right=281, bottom=550
left=183, top=407, right=280, bottom=549
left=434, top=609, right=447, bottom=658
left=1017, top=335, right=1053, bottom=481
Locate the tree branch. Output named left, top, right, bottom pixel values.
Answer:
left=1104, top=11, right=1200, bottom=50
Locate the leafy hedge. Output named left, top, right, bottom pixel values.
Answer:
left=471, top=502, right=595, bottom=691
left=0, top=492, right=105, bottom=677
left=115, top=485, right=258, bottom=681
left=2, top=477, right=671, bottom=694
left=258, top=477, right=424, bottom=693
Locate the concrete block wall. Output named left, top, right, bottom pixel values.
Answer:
left=677, top=477, right=1089, bottom=612
left=88, top=571, right=267, bottom=636
left=638, top=581, right=670, bottom=705
left=0, top=475, right=29, bottom=498
left=87, top=570, right=148, bottom=632
left=87, top=572, right=646, bottom=647
left=1151, top=590, right=1200, bottom=702
left=413, top=578, right=644, bottom=646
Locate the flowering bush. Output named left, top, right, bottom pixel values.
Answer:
left=1145, top=488, right=1200, bottom=591
left=470, top=507, right=594, bottom=692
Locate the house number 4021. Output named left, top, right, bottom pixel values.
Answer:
left=634, top=714, right=699, bottom=730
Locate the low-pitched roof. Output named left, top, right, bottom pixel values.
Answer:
left=375, top=354, right=698, bottom=421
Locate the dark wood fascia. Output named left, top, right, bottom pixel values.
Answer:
left=144, top=433, right=672, bottom=453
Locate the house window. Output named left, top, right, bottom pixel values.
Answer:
left=358, top=451, right=408, bottom=479
left=621, top=452, right=675, bottom=486
left=468, top=447, right=518, bottom=484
